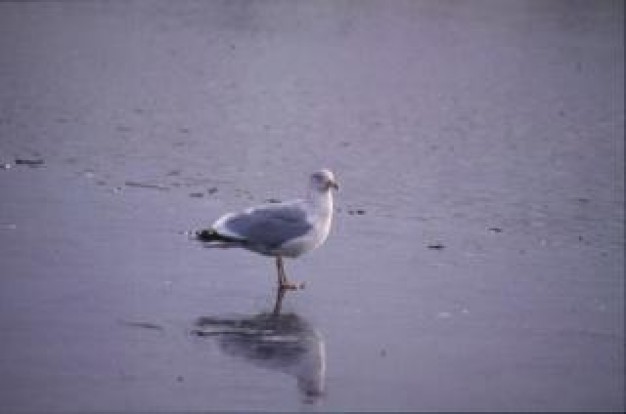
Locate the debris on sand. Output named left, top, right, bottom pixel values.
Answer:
left=118, top=320, right=164, bottom=331
left=15, top=158, right=45, bottom=167
left=427, top=242, right=445, bottom=250
left=124, top=181, right=169, bottom=191
left=190, top=188, right=218, bottom=198
left=575, top=197, right=591, bottom=204
left=488, top=227, right=503, bottom=233
left=115, top=125, right=132, bottom=133
left=347, top=208, right=366, bottom=215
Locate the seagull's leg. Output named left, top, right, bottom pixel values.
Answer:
left=275, top=256, right=302, bottom=290
left=276, top=256, right=285, bottom=286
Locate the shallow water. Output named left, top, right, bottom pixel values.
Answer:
left=0, top=1, right=623, bottom=411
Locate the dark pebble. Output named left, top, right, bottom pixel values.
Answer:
left=207, top=187, right=218, bottom=195
left=488, top=227, right=503, bottom=233
left=189, top=192, right=204, bottom=198
left=428, top=243, right=445, bottom=250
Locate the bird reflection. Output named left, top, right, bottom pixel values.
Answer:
left=192, top=288, right=326, bottom=403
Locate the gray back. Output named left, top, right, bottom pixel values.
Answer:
left=224, top=204, right=312, bottom=249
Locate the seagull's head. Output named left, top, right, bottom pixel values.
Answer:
left=310, top=169, right=339, bottom=193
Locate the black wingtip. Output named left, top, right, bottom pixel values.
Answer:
left=196, top=229, right=241, bottom=243
left=196, top=229, right=217, bottom=242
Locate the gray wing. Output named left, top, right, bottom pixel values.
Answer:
left=222, top=203, right=313, bottom=249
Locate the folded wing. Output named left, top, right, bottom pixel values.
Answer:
left=214, top=202, right=313, bottom=250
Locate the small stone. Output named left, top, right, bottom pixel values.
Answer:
left=207, top=187, right=218, bottom=195
left=428, top=243, right=445, bottom=250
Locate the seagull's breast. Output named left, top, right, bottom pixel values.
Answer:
left=274, top=201, right=333, bottom=258
left=273, top=223, right=325, bottom=258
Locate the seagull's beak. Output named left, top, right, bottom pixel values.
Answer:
left=329, top=180, right=339, bottom=191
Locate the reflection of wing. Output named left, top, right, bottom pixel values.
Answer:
left=193, top=312, right=325, bottom=401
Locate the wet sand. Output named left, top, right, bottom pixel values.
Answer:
left=0, top=1, right=623, bottom=411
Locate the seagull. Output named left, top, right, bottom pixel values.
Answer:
left=196, top=169, right=339, bottom=290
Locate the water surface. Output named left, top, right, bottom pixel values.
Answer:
left=0, top=1, right=623, bottom=411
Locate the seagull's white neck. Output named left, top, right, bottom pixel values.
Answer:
left=306, top=188, right=334, bottom=219
left=305, top=188, right=334, bottom=250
